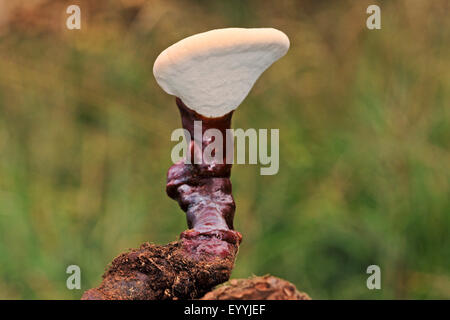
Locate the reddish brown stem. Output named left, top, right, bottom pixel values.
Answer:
left=166, top=98, right=242, bottom=259
left=82, top=98, right=241, bottom=300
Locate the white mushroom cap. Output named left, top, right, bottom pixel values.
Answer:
left=153, top=28, right=290, bottom=118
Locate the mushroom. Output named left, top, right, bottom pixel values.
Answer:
left=82, top=28, right=290, bottom=300
left=154, top=27, right=290, bottom=258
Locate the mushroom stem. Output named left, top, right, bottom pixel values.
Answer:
left=81, top=98, right=242, bottom=300
left=167, top=98, right=242, bottom=259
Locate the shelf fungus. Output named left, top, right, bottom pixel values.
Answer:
left=82, top=28, right=290, bottom=300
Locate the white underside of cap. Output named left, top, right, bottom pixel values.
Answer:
left=153, top=28, right=290, bottom=118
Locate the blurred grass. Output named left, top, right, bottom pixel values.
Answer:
left=0, top=0, right=449, bottom=299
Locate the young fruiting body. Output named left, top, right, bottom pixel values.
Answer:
left=155, top=27, right=289, bottom=260
left=82, top=27, right=290, bottom=300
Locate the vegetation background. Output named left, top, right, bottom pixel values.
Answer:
left=0, top=0, right=448, bottom=299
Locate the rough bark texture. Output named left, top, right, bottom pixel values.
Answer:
left=201, top=275, right=311, bottom=300
left=82, top=240, right=239, bottom=300
left=82, top=98, right=310, bottom=300
left=81, top=242, right=309, bottom=300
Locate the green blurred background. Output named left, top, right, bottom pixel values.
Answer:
left=0, top=0, right=449, bottom=299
